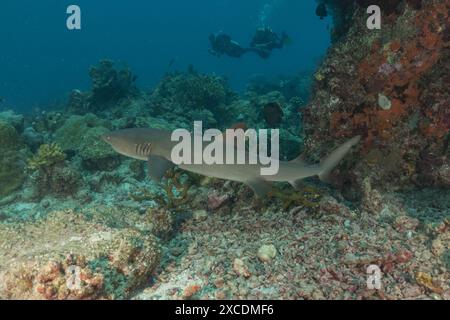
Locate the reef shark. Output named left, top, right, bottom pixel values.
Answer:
left=102, top=127, right=360, bottom=197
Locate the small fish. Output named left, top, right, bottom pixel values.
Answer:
left=316, top=3, right=328, bottom=20
left=0, top=97, right=4, bottom=104
left=230, top=122, right=248, bottom=131
left=263, top=102, right=284, bottom=127
left=102, top=127, right=361, bottom=197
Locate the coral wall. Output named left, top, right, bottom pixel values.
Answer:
left=305, top=0, right=449, bottom=195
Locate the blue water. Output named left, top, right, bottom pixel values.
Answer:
left=0, top=0, right=331, bottom=111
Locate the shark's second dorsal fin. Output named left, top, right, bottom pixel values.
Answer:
left=147, top=155, right=174, bottom=181
left=318, top=135, right=361, bottom=183
left=290, top=153, right=308, bottom=166
left=245, top=177, right=272, bottom=198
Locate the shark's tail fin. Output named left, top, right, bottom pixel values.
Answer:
left=318, top=136, right=361, bottom=183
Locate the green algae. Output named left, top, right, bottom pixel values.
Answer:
left=88, top=256, right=128, bottom=299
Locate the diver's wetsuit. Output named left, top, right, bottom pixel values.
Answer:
left=209, top=29, right=287, bottom=59
left=250, top=28, right=288, bottom=58
left=209, top=33, right=249, bottom=58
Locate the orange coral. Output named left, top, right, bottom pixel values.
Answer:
left=331, top=1, right=448, bottom=144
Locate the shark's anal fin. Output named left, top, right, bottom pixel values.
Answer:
left=288, top=153, right=309, bottom=189
left=245, top=178, right=272, bottom=198
left=147, top=155, right=174, bottom=181
left=289, top=179, right=304, bottom=190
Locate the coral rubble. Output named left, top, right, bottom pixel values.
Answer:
left=0, top=210, right=160, bottom=299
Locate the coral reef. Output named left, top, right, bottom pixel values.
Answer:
left=89, top=60, right=138, bottom=107
left=28, top=144, right=81, bottom=198
left=304, top=0, right=449, bottom=194
left=0, top=2, right=448, bottom=300
left=0, top=210, right=160, bottom=299
left=54, top=114, right=120, bottom=171
left=0, top=120, right=26, bottom=197
left=0, top=110, right=24, bottom=133
left=28, top=143, right=66, bottom=172
left=246, top=72, right=313, bottom=102
left=148, top=69, right=236, bottom=128
left=136, top=188, right=449, bottom=300
left=66, top=60, right=138, bottom=114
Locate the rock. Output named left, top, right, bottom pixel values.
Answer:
left=145, top=208, right=173, bottom=238
left=0, top=121, right=26, bottom=197
left=193, top=209, right=208, bottom=222
left=402, top=285, right=422, bottom=298
left=0, top=210, right=160, bottom=299
left=22, top=127, right=44, bottom=152
left=207, top=192, right=231, bottom=210
left=233, top=258, right=251, bottom=278
left=54, top=114, right=119, bottom=171
left=0, top=110, right=24, bottom=133
left=183, top=284, right=201, bottom=299
left=431, top=233, right=449, bottom=257
left=378, top=93, right=392, bottom=110
left=319, top=195, right=353, bottom=217
left=257, top=244, right=277, bottom=263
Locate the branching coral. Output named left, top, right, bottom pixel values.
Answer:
left=0, top=121, right=25, bottom=197
left=149, top=70, right=237, bottom=127
left=28, top=144, right=81, bottom=197
left=268, top=184, right=323, bottom=211
left=28, top=143, right=66, bottom=173
left=88, top=59, right=138, bottom=110
left=0, top=151, right=25, bottom=198
left=130, top=168, right=201, bottom=212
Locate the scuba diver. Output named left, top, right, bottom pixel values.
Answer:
left=209, top=32, right=250, bottom=58
left=249, top=27, right=290, bottom=59
left=209, top=28, right=290, bottom=59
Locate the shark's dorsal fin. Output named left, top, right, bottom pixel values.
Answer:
left=147, top=155, right=174, bottom=181
left=245, top=177, right=272, bottom=198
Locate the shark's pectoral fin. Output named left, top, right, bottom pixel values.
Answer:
left=245, top=178, right=272, bottom=198
left=289, top=179, right=304, bottom=190
left=147, top=155, right=174, bottom=181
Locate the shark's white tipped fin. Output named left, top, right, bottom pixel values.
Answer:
left=147, top=155, right=174, bottom=181
left=288, top=179, right=304, bottom=190
left=318, top=135, right=361, bottom=183
left=246, top=178, right=272, bottom=198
